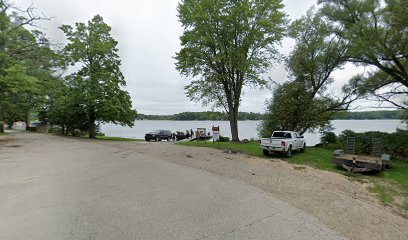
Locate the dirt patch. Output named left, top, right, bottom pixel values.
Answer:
left=100, top=141, right=408, bottom=240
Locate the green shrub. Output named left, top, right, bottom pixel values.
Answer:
left=321, top=131, right=337, bottom=144
left=218, top=135, right=230, bottom=142
left=49, top=127, right=63, bottom=135
left=73, top=129, right=81, bottom=137
left=336, top=129, right=408, bottom=161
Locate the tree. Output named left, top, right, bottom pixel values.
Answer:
left=0, top=64, right=39, bottom=126
left=45, top=78, right=90, bottom=135
left=0, top=0, right=53, bottom=132
left=260, top=8, right=358, bottom=136
left=259, top=82, right=337, bottom=137
left=176, top=0, right=286, bottom=141
left=319, top=0, right=408, bottom=109
left=60, top=15, right=136, bottom=138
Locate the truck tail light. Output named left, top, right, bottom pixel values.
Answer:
left=281, top=141, right=286, bottom=147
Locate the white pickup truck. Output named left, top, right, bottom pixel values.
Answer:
left=260, top=131, right=306, bottom=157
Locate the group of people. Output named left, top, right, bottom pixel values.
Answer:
left=171, top=129, right=195, bottom=141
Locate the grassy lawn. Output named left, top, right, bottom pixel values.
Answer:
left=179, top=141, right=265, bottom=157
left=178, top=140, right=408, bottom=211
left=370, top=161, right=408, bottom=210
left=179, top=141, right=339, bottom=170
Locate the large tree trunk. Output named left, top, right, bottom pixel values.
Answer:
left=88, top=108, right=97, bottom=138
left=89, top=120, right=96, bottom=139
left=0, top=107, right=4, bottom=133
left=229, top=107, right=239, bottom=142
left=24, top=110, right=30, bottom=130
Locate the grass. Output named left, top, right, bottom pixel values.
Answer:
left=179, top=141, right=339, bottom=170
left=179, top=141, right=265, bottom=157
left=372, top=162, right=408, bottom=210
left=286, top=148, right=341, bottom=171
left=369, top=181, right=399, bottom=205
left=178, top=140, right=408, bottom=212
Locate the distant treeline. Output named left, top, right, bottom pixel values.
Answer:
left=334, top=110, right=405, bottom=120
left=137, top=112, right=264, bottom=121
left=137, top=110, right=405, bottom=121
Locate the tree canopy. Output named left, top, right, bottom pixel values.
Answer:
left=319, top=0, right=408, bottom=109
left=260, top=8, right=358, bottom=136
left=59, top=15, right=136, bottom=138
left=0, top=0, right=56, bottom=131
left=176, top=0, right=287, bottom=141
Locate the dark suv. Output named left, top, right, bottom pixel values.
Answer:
left=145, top=130, right=172, bottom=142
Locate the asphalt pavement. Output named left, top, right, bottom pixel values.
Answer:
left=0, top=133, right=347, bottom=240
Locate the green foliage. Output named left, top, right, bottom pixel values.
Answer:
left=0, top=64, right=39, bottom=125
left=45, top=78, right=89, bottom=133
left=176, top=0, right=287, bottom=141
left=59, top=15, right=136, bottom=138
left=72, top=129, right=82, bottom=137
left=332, top=129, right=408, bottom=161
left=260, top=8, right=356, bottom=137
left=259, top=82, right=334, bottom=137
left=0, top=1, right=58, bottom=131
left=288, top=8, right=347, bottom=91
left=319, top=0, right=408, bottom=109
left=49, top=127, right=63, bottom=135
left=218, top=135, right=230, bottom=142
left=321, top=131, right=337, bottom=144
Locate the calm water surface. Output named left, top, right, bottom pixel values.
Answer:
left=101, top=119, right=406, bottom=146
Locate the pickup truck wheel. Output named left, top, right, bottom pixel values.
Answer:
left=300, top=143, right=306, bottom=153
left=285, top=146, right=292, bottom=158
left=263, top=149, right=270, bottom=156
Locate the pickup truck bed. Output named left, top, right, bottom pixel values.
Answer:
left=260, top=131, right=306, bottom=158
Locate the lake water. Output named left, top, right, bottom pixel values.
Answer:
left=101, top=119, right=406, bottom=146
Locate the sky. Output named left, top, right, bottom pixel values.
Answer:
left=13, top=0, right=377, bottom=114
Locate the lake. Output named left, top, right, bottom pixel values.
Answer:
left=101, top=119, right=406, bottom=146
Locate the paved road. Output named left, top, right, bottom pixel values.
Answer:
left=0, top=133, right=346, bottom=240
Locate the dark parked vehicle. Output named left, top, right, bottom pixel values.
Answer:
left=145, top=130, right=173, bottom=142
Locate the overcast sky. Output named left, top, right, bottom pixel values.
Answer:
left=14, top=0, right=375, bottom=114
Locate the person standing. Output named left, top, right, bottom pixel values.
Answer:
left=190, top=129, right=194, bottom=139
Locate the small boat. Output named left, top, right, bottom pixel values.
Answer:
left=190, top=134, right=213, bottom=141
